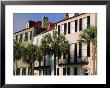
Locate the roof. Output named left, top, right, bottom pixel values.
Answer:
left=56, top=13, right=85, bottom=23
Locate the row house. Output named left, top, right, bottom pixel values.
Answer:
left=33, top=13, right=97, bottom=75
left=13, top=16, right=55, bottom=75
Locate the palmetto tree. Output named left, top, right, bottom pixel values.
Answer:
left=13, top=41, right=22, bottom=75
left=79, top=26, right=97, bottom=75
left=21, top=44, right=38, bottom=75
left=41, top=30, right=69, bottom=75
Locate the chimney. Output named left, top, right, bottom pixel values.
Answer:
left=26, top=20, right=36, bottom=28
left=42, top=16, right=48, bottom=28
left=64, top=13, right=69, bottom=19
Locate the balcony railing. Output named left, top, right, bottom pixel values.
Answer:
left=58, top=56, right=89, bottom=66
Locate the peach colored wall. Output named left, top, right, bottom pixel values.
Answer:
left=57, top=13, right=97, bottom=75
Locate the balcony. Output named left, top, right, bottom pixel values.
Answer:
left=58, top=56, right=89, bottom=66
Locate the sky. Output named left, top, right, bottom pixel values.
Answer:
left=13, top=13, right=64, bottom=33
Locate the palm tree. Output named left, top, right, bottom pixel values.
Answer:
left=21, top=44, right=38, bottom=75
left=79, top=26, right=97, bottom=75
left=41, top=30, right=69, bottom=75
left=13, top=41, right=22, bottom=75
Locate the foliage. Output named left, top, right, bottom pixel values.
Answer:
left=79, top=26, right=97, bottom=46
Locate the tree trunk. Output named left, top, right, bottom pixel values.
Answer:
left=54, top=54, right=56, bottom=75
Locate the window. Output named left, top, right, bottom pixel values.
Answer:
left=24, top=32, right=28, bottom=41
left=87, top=16, right=90, bottom=28
left=68, top=22, right=70, bottom=34
left=58, top=25, right=60, bottom=35
left=64, top=23, right=67, bottom=35
left=67, top=67, right=70, bottom=75
left=79, top=18, right=82, bottom=31
left=45, top=69, right=51, bottom=75
left=82, top=17, right=87, bottom=29
left=63, top=67, right=66, bottom=75
left=20, top=34, right=22, bottom=42
left=16, top=68, right=20, bottom=75
left=87, top=42, right=90, bottom=57
left=75, top=20, right=78, bottom=32
left=70, top=67, right=74, bottom=75
left=74, top=43, right=77, bottom=62
left=15, top=35, right=18, bottom=42
left=70, top=21, right=75, bottom=33
left=57, top=68, right=59, bottom=75
left=79, top=42, right=82, bottom=58
left=30, top=31, right=32, bottom=40
left=22, top=68, right=26, bottom=75
left=74, top=67, right=78, bottom=75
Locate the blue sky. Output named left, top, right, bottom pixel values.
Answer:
left=13, top=13, right=64, bottom=32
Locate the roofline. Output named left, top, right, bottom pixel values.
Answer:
left=14, top=27, right=46, bottom=34
left=55, top=13, right=86, bottom=24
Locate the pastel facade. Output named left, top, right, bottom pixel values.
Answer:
left=13, top=13, right=97, bottom=76
left=33, top=13, right=97, bottom=75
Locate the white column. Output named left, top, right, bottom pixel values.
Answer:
left=20, top=68, right=23, bottom=75
left=26, top=67, right=28, bottom=75
left=28, top=32, right=30, bottom=41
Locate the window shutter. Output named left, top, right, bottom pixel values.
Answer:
left=63, top=53, right=66, bottom=59
left=79, top=18, right=82, bottom=31
left=74, top=67, right=78, bottom=75
left=75, top=20, right=78, bottom=32
left=58, top=25, right=60, bottom=35
left=63, top=67, right=66, bottom=75
left=68, top=22, right=70, bottom=34
left=79, top=43, right=82, bottom=58
left=67, top=67, right=70, bottom=75
left=74, top=43, right=77, bottom=62
left=87, top=42, right=90, bottom=57
left=57, top=68, right=59, bottom=75
left=87, top=16, right=90, bottom=28
left=64, top=23, right=67, bottom=35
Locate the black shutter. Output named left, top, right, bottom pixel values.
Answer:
left=75, top=20, right=78, bottom=32
left=74, top=67, right=78, bottom=75
left=58, top=25, right=60, bottom=35
left=63, top=53, right=66, bottom=59
left=63, top=67, right=66, bottom=75
left=64, top=23, right=67, bottom=35
left=87, top=42, right=90, bottom=57
left=67, top=67, right=70, bottom=75
left=68, top=22, right=70, bottom=34
left=57, top=68, right=59, bottom=75
left=87, top=16, right=90, bottom=28
left=79, top=18, right=82, bottom=31
left=16, top=35, right=18, bottom=42
left=74, top=43, right=77, bottom=62
left=79, top=43, right=82, bottom=58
